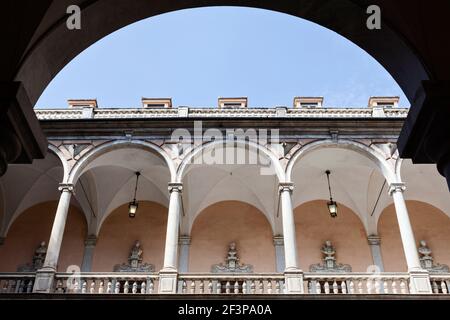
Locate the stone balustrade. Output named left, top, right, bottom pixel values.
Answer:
left=0, top=273, right=35, bottom=293
left=53, top=273, right=159, bottom=294
left=177, top=273, right=285, bottom=294
left=1, top=272, right=450, bottom=295
left=303, top=273, right=411, bottom=294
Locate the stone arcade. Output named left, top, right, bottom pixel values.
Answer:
left=0, top=96, right=449, bottom=297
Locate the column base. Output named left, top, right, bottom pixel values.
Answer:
left=33, top=267, right=56, bottom=293
left=284, top=269, right=304, bottom=294
left=409, top=270, right=432, bottom=294
left=158, top=269, right=178, bottom=294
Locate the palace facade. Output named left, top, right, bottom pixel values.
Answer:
left=0, top=97, right=449, bottom=297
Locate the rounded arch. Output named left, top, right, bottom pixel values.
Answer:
left=377, top=200, right=450, bottom=272
left=19, top=2, right=430, bottom=107
left=1, top=147, right=67, bottom=237
left=176, top=139, right=285, bottom=182
left=188, top=200, right=276, bottom=272
left=48, top=143, right=70, bottom=183
left=286, top=139, right=397, bottom=184
left=294, top=200, right=373, bottom=272
left=68, top=140, right=176, bottom=184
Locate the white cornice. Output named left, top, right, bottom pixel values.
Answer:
left=35, top=107, right=409, bottom=120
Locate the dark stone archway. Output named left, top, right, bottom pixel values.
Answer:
left=1, top=0, right=450, bottom=188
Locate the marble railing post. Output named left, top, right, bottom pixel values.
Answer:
left=279, top=183, right=303, bottom=293
left=81, top=235, right=97, bottom=272
left=389, top=182, right=432, bottom=294
left=159, top=182, right=182, bottom=293
left=367, top=235, right=385, bottom=272
left=33, top=183, right=74, bottom=293
left=273, top=235, right=285, bottom=273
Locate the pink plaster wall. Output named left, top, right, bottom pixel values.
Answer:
left=0, top=201, right=86, bottom=272
left=294, top=200, right=373, bottom=272
left=378, top=201, right=450, bottom=272
left=189, top=201, right=276, bottom=272
left=92, top=201, right=167, bottom=272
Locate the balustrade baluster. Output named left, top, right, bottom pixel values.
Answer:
left=140, top=281, right=146, bottom=294
left=216, top=281, right=221, bottom=294
left=324, top=281, right=330, bottom=294
left=432, top=281, right=439, bottom=293
left=341, top=281, right=347, bottom=294
left=190, top=281, right=196, bottom=294
left=199, top=280, right=204, bottom=294
left=348, top=280, right=354, bottom=294
left=242, top=281, right=248, bottom=294
left=400, top=279, right=407, bottom=294
left=357, top=280, right=363, bottom=294
left=250, top=281, right=256, bottom=294
left=2, top=281, right=7, bottom=293
left=208, top=280, right=213, bottom=294
left=234, top=281, right=239, bottom=294
left=258, top=280, right=264, bottom=294
left=391, top=280, right=398, bottom=294
left=15, top=280, right=22, bottom=293
left=90, top=281, right=95, bottom=294
left=383, top=280, right=389, bottom=294
left=375, top=278, right=381, bottom=294
left=225, top=281, right=231, bottom=294
left=56, top=280, right=63, bottom=293
left=132, top=281, right=138, bottom=294
left=275, top=281, right=281, bottom=294
left=97, top=280, right=103, bottom=294
left=267, top=280, right=272, bottom=294
left=441, top=281, right=448, bottom=294
left=315, top=281, right=321, bottom=294
left=26, top=280, right=33, bottom=293
left=366, top=278, right=373, bottom=294
left=106, top=279, right=112, bottom=294
left=81, top=280, right=87, bottom=293
left=148, top=280, right=154, bottom=294
left=182, top=280, right=187, bottom=294
left=332, top=280, right=338, bottom=294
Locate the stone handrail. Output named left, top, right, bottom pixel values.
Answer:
left=53, top=272, right=159, bottom=294
left=303, top=272, right=411, bottom=294
left=0, top=273, right=35, bottom=293
left=429, top=274, right=450, bottom=294
left=177, top=273, right=285, bottom=294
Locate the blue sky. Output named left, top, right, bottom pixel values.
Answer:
left=35, top=7, right=409, bottom=109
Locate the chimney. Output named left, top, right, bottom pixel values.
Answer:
left=293, top=97, right=323, bottom=108
left=218, top=97, right=248, bottom=108
left=141, top=98, right=172, bottom=108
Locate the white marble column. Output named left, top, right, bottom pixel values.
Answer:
left=33, top=183, right=74, bottom=293
left=367, top=235, right=384, bottom=272
left=81, top=235, right=97, bottom=272
left=279, top=183, right=303, bottom=293
left=273, top=235, right=285, bottom=273
left=178, top=235, right=191, bottom=272
left=389, top=182, right=431, bottom=293
left=159, top=182, right=182, bottom=293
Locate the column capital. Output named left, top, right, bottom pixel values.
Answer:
left=388, top=182, right=406, bottom=195
left=58, top=183, right=75, bottom=193
left=168, top=182, right=183, bottom=193
left=367, top=235, right=381, bottom=246
left=84, top=235, right=97, bottom=247
left=273, top=235, right=284, bottom=246
left=178, top=235, right=191, bottom=245
left=279, top=182, right=294, bottom=193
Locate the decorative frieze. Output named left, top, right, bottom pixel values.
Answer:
left=309, top=241, right=352, bottom=273
left=211, top=242, right=253, bottom=273
left=114, top=240, right=154, bottom=272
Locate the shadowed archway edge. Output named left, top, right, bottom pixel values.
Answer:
left=16, top=0, right=429, bottom=106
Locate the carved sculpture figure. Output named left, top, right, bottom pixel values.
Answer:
left=309, top=240, right=352, bottom=273
left=17, top=241, right=47, bottom=271
left=418, top=240, right=449, bottom=273
left=114, top=240, right=154, bottom=272
left=211, top=242, right=253, bottom=273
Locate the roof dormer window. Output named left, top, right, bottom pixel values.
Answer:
left=218, top=97, right=247, bottom=108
